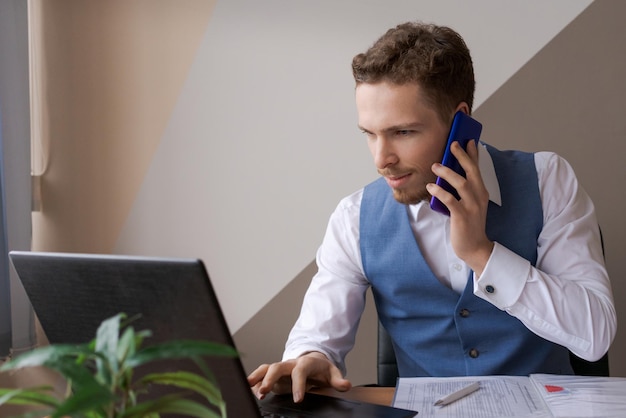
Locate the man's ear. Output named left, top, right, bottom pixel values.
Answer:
left=455, top=102, right=470, bottom=115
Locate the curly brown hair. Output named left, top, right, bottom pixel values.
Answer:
left=351, top=22, right=475, bottom=125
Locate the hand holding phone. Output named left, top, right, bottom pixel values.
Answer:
left=429, top=111, right=483, bottom=216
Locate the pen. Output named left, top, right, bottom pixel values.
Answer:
left=434, top=381, right=480, bottom=406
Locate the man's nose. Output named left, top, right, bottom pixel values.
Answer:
left=374, top=138, right=398, bottom=170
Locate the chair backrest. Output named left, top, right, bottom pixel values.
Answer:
left=376, top=322, right=609, bottom=386
left=377, top=322, right=400, bottom=387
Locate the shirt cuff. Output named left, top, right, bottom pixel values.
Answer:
left=473, top=242, right=531, bottom=310
left=283, top=345, right=346, bottom=375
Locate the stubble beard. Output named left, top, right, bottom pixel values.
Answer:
left=391, top=186, right=431, bottom=205
left=382, top=169, right=436, bottom=205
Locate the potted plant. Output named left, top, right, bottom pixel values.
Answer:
left=0, top=313, right=238, bottom=418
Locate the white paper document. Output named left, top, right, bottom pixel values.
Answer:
left=530, top=374, right=626, bottom=418
left=393, top=374, right=626, bottom=418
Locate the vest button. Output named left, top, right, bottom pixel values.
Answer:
left=459, top=308, right=470, bottom=318
left=469, top=348, right=479, bottom=358
left=485, top=285, right=495, bottom=294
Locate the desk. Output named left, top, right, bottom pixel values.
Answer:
left=323, top=375, right=626, bottom=418
left=312, top=386, right=394, bottom=406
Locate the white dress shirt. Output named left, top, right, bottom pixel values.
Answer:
left=283, top=145, right=616, bottom=373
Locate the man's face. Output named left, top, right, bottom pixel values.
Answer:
left=356, top=81, right=450, bottom=205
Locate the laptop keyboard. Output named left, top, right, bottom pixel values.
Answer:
left=259, top=403, right=314, bottom=417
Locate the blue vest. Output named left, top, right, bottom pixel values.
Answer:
left=360, top=144, right=573, bottom=376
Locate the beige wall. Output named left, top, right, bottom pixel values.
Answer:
left=29, top=0, right=625, bottom=384
left=31, top=0, right=216, bottom=253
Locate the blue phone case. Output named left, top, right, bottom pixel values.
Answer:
left=429, top=111, right=483, bottom=215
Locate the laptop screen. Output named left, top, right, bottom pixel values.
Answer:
left=9, top=251, right=261, bottom=417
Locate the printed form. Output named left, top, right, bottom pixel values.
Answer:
left=393, top=375, right=552, bottom=418
left=394, top=374, right=626, bottom=418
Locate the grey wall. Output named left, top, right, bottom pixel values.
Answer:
left=0, top=0, right=36, bottom=354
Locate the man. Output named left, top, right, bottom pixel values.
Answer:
left=248, top=21, right=616, bottom=403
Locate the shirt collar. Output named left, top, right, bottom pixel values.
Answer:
left=478, top=142, right=502, bottom=206
left=409, top=142, right=502, bottom=219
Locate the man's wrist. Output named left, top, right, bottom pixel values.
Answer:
left=466, top=240, right=495, bottom=277
left=300, top=351, right=331, bottom=362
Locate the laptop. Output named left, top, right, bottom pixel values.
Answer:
left=9, top=251, right=417, bottom=418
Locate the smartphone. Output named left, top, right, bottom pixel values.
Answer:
left=429, top=111, right=483, bottom=216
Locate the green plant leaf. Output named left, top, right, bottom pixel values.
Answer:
left=50, top=379, right=115, bottom=418
left=0, top=313, right=235, bottom=418
left=0, top=344, right=93, bottom=371
left=0, top=346, right=111, bottom=398
left=49, top=357, right=109, bottom=394
left=139, top=371, right=224, bottom=407
left=94, top=313, right=123, bottom=381
left=127, top=340, right=238, bottom=369
left=3, top=410, right=59, bottom=418
left=122, top=395, right=224, bottom=418
left=0, top=386, right=60, bottom=408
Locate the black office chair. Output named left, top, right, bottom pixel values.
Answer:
left=377, top=322, right=400, bottom=387
left=376, top=322, right=610, bottom=387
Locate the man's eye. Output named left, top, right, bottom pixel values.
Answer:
left=361, top=131, right=375, bottom=139
left=397, top=130, right=412, bottom=136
